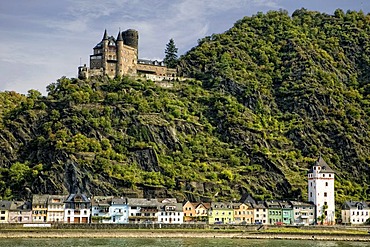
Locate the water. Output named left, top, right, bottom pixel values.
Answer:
left=0, top=238, right=368, bottom=247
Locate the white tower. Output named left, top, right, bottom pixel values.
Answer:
left=308, top=156, right=335, bottom=225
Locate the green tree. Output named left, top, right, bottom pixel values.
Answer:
left=164, top=38, right=178, bottom=68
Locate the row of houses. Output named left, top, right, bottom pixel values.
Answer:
left=0, top=193, right=368, bottom=225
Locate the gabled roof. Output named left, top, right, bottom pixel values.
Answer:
left=196, top=202, right=211, bottom=210
left=65, top=193, right=90, bottom=203
left=240, top=194, right=256, bottom=205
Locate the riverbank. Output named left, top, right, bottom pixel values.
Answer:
left=0, top=229, right=369, bottom=241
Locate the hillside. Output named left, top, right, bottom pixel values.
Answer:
left=0, top=9, right=369, bottom=206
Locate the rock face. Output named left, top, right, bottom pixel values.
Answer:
left=0, top=9, right=369, bottom=205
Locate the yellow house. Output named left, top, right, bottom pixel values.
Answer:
left=194, top=203, right=210, bottom=222
left=208, top=202, right=234, bottom=224
left=0, top=201, right=11, bottom=223
left=32, top=194, right=49, bottom=222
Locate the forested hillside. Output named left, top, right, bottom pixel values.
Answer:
left=0, top=9, right=369, bottom=207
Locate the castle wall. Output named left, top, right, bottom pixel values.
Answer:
left=137, top=64, right=167, bottom=76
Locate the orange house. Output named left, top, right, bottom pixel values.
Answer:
left=183, top=201, right=196, bottom=222
left=233, top=202, right=254, bottom=224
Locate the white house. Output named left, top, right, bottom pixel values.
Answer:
left=341, top=201, right=370, bottom=225
left=308, top=156, right=335, bottom=225
left=64, top=194, right=91, bottom=224
left=91, top=196, right=113, bottom=223
left=127, top=198, right=159, bottom=223
left=109, top=198, right=129, bottom=224
left=47, top=195, right=67, bottom=223
left=158, top=199, right=183, bottom=224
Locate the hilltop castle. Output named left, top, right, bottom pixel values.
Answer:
left=78, top=29, right=177, bottom=80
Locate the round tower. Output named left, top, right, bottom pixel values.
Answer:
left=116, top=30, right=124, bottom=77
left=122, top=29, right=138, bottom=56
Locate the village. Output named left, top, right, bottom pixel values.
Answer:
left=0, top=157, right=368, bottom=226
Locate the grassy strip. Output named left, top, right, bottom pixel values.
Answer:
left=260, top=228, right=369, bottom=235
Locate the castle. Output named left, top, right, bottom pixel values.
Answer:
left=78, top=29, right=177, bottom=80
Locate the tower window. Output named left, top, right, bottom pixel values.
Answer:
left=325, top=182, right=328, bottom=186
left=324, top=192, right=327, bottom=197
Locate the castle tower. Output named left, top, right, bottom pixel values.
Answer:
left=116, top=30, right=124, bottom=77
left=102, top=29, right=109, bottom=72
left=122, top=29, right=139, bottom=57
left=308, top=156, right=335, bottom=225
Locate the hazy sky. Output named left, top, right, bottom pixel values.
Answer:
left=1, top=0, right=369, bottom=95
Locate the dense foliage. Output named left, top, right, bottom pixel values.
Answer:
left=0, top=9, right=369, bottom=211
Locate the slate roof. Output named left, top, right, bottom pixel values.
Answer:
left=308, top=156, right=335, bottom=173
left=91, top=196, right=114, bottom=207
left=210, top=202, right=233, bottom=210
left=289, top=201, right=315, bottom=207
left=111, top=198, right=127, bottom=205
left=47, top=195, right=67, bottom=205
left=265, top=200, right=282, bottom=209
left=0, top=200, right=11, bottom=210
left=126, top=198, right=160, bottom=207
left=32, top=194, right=49, bottom=205
left=253, top=201, right=267, bottom=209
left=9, top=201, right=31, bottom=211
left=342, top=201, right=369, bottom=210
left=65, top=193, right=90, bottom=203
left=240, top=194, right=256, bottom=205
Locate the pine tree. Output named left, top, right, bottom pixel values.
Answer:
left=164, top=38, right=178, bottom=68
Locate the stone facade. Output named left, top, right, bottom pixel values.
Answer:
left=78, top=29, right=177, bottom=81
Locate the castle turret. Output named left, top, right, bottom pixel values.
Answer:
left=102, top=29, right=109, bottom=72
left=308, top=156, right=335, bottom=225
left=116, top=30, right=124, bottom=77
